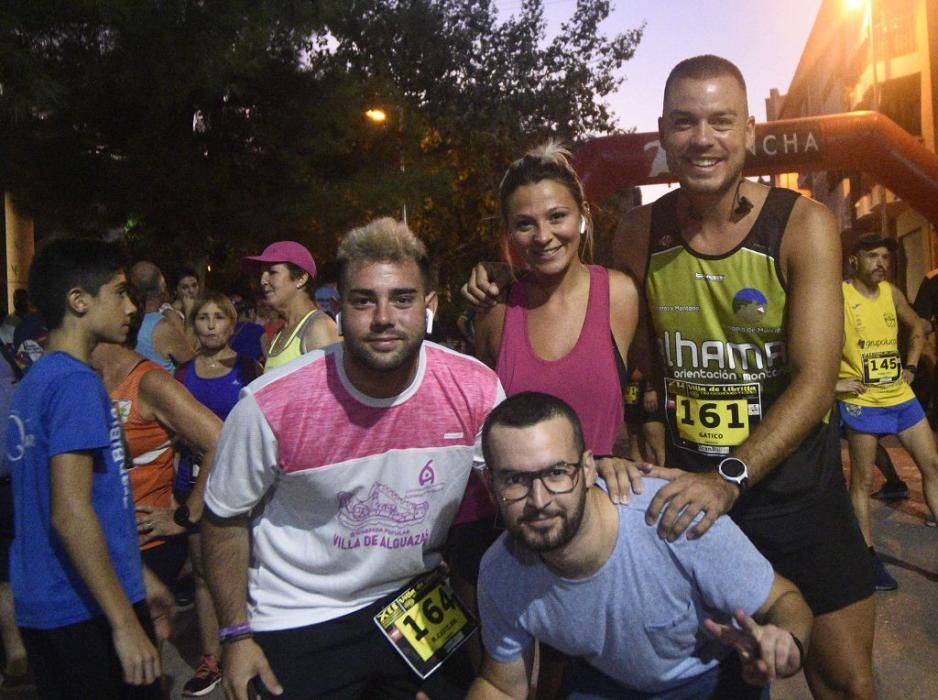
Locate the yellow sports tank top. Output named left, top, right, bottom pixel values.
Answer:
left=264, top=309, right=319, bottom=373
left=839, top=280, right=914, bottom=407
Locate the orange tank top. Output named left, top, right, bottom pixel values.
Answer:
left=111, top=359, right=175, bottom=550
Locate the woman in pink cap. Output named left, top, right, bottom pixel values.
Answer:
left=242, top=241, right=339, bottom=372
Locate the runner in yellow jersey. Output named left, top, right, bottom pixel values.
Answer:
left=836, top=233, right=938, bottom=591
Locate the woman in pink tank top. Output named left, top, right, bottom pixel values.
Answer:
left=474, top=141, right=638, bottom=456
left=470, top=139, right=642, bottom=698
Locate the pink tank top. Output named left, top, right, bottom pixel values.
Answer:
left=496, top=265, right=624, bottom=454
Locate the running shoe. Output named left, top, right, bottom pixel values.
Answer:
left=871, top=553, right=898, bottom=591
left=182, top=655, right=221, bottom=697
left=926, top=514, right=936, bottom=528
left=870, top=481, right=909, bottom=501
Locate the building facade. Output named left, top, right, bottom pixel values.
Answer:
left=767, top=0, right=938, bottom=298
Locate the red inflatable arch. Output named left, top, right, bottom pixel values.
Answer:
left=573, top=111, right=938, bottom=227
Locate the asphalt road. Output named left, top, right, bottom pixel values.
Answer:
left=773, top=437, right=938, bottom=700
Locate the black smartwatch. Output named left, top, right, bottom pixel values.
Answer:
left=173, top=504, right=199, bottom=532
left=717, top=457, right=750, bottom=492
left=905, top=364, right=918, bottom=374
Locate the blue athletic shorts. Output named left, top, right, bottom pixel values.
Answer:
left=838, top=398, right=926, bottom=435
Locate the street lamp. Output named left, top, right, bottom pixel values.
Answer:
left=365, top=109, right=387, bottom=124
left=365, top=105, right=407, bottom=226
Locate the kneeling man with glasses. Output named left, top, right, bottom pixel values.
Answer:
left=469, top=392, right=812, bottom=700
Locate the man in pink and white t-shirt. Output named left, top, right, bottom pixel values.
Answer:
left=202, top=218, right=504, bottom=700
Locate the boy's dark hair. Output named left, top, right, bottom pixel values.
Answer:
left=29, top=239, right=124, bottom=330
left=481, top=391, right=585, bottom=469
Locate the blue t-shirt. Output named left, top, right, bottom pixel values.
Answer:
left=6, top=352, right=145, bottom=629
left=478, top=478, right=774, bottom=694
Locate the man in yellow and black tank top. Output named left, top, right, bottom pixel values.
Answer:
left=613, top=56, right=875, bottom=698
left=836, top=233, right=938, bottom=590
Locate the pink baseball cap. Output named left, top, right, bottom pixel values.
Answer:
left=242, top=241, right=317, bottom=279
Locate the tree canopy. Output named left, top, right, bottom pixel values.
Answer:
left=0, top=0, right=642, bottom=310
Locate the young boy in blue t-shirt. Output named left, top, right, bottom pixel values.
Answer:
left=6, top=239, right=171, bottom=698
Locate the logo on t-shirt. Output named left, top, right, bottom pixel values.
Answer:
left=113, top=399, right=132, bottom=424
left=6, top=412, right=31, bottom=462
left=336, top=482, right=429, bottom=529
left=419, top=461, right=435, bottom=486
left=732, top=288, right=768, bottom=324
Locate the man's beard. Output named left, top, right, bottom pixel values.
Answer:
left=507, top=486, right=587, bottom=553
left=343, top=328, right=423, bottom=374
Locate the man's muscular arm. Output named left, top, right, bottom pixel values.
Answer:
left=647, top=198, right=842, bottom=539
left=203, top=509, right=283, bottom=699
left=735, top=198, right=842, bottom=476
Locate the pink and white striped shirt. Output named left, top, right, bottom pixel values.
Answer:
left=205, top=341, right=504, bottom=631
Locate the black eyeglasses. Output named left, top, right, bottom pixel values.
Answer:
left=493, top=458, right=583, bottom=503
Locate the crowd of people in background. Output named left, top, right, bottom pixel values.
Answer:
left=0, top=53, right=935, bottom=700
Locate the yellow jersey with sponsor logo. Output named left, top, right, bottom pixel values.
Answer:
left=645, top=188, right=839, bottom=518
left=839, top=280, right=914, bottom=408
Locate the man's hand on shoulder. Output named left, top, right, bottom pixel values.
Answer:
left=642, top=467, right=738, bottom=540
left=222, top=638, right=283, bottom=700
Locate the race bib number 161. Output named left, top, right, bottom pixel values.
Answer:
left=666, top=379, right=763, bottom=456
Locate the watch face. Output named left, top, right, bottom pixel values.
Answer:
left=721, top=459, right=746, bottom=479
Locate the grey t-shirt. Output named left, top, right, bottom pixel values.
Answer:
left=478, top=478, right=774, bottom=693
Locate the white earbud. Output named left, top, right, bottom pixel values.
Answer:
left=579, top=217, right=587, bottom=236
left=425, top=309, right=434, bottom=335
left=335, top=312, right=343, bottom=336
